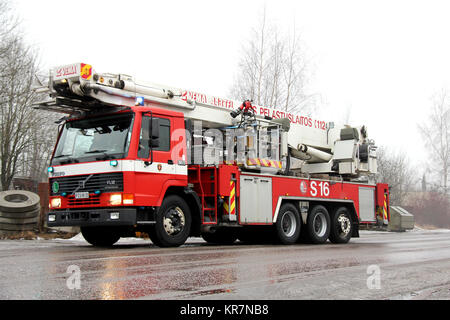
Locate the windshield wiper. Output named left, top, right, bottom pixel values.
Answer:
left=84, top=149, right=117, bottom=161
left=84, top=149, right=109, bottom=154
left=53, top=154, right=73, bottom=158
left=52, top=154, right=78, bottom=164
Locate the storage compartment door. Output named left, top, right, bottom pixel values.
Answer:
left=359, top=187, right=376, bottom=222
left=257, top=177, right=273, bottom=223
left=239, top=176, right=272, bottom=223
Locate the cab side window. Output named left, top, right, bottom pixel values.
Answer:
left=138, top=116, right=170, bottom=158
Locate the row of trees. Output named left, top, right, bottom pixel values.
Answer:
left=376, top=89, right=449, bottom=201
left=340, top=84, right=449, bottom=228
left=0, top=0, right=56, bottom=191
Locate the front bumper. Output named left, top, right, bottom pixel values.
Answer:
left=47, top=207, right=137, bottom=227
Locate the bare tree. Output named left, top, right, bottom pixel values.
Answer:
left=418, top=89, right=450, bottom=194
left=0, top=0, right=56, bottom=190
left=376, top=146, right=416, bottom=205
left=0, top=1, right=18, bottom=61
left=229, top=8, right=316, bottom=114
left=17, top=116, right=58, bottom=184
left=407, top=191, right=450, bottom=229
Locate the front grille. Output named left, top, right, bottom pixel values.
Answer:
left=50, top=172, right=123, bottom=196
left=67, top=194, right=101, bottom=206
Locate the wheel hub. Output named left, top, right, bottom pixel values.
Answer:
left=337, top=214, right=351, bottom=235
left=281, top=211, right=297, bottom=237
left=313, top=212, right=327, bottom=237
left=163, top=206, right=185, bottom=236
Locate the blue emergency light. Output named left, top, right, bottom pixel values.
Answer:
left=135, top=96, right=145, bottom=106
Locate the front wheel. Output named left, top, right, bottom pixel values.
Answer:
left=80, top=227, right=121, bottom=247
left=149, top=195, right=192, bottom=247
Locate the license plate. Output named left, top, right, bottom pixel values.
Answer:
left=75, top=192, right=89, bottom=199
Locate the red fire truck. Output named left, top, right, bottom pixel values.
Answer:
left=35, top=63, right=389, bottom=247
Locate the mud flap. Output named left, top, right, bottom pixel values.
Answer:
left=352, top=224, right=360, bottom=237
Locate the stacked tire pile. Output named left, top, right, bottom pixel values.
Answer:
left=0, top=190, right=40, bottom=235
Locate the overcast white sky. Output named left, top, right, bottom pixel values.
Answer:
left=13, top=0, right=450, bottom=170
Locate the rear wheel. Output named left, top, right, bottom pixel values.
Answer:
left=81, top=227, right=120, bottom=247
left=149, top=195, right=191, bottom=247
left=329, top=207, right=353, bottom=244
left=274, top=203, right=301, bottom=244
left=303, top=205, right=330, bottom=244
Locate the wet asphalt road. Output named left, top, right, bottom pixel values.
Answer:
left=0, top=230, right=449, bottom=300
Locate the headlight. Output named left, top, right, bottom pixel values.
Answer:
left=109, top=194, right=122, bottom=205
left=50, top=197, right=61, bottom=208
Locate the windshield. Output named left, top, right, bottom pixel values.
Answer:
left=51, top=113, right=134, bottom=165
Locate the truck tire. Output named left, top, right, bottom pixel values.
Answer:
left=201, top=228, right=237, bottom=245
left=80, top=227, right=120, bottom=247
left=303, top=205, right=330, bottom=244
left=329, top=207, right=353, bottom=244
left=147, top=226, right=163, bottom=247
left=0, top=207, right=40, bottom=219
left=274, top=203, right=301, bottom=244
left=0, top=222, right=36, bottom=231
left=0, top=191, right=40, bottom=213
left=150, top=195, right=192, bottom=247
left=0, top=216, right=39, bottom=225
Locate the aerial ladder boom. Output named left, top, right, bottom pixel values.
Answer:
left=37, top=63, right=249, bottom=128
left=36, top=64, right=336, bottom=148
left=35, top=63, right=378, bottom=178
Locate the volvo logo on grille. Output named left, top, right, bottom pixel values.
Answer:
left=71, top=174, right=93, bottom=196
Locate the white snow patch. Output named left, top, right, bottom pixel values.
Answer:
left=66, top=232, right=86, bottom=242
left=117, top=237, right=148, bottom=243
left=56, top=232, right=150, bottom=244
left=53, top=233, right=206, bottom=245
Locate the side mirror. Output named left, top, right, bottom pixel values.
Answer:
left=151, top=118, right=159, bottom=139
left=149, top=118, right=160, bottom=148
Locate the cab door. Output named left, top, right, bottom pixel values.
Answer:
left=135, top=113, right=187, bottom=206
left=138, top=115, right=172, bottom=164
